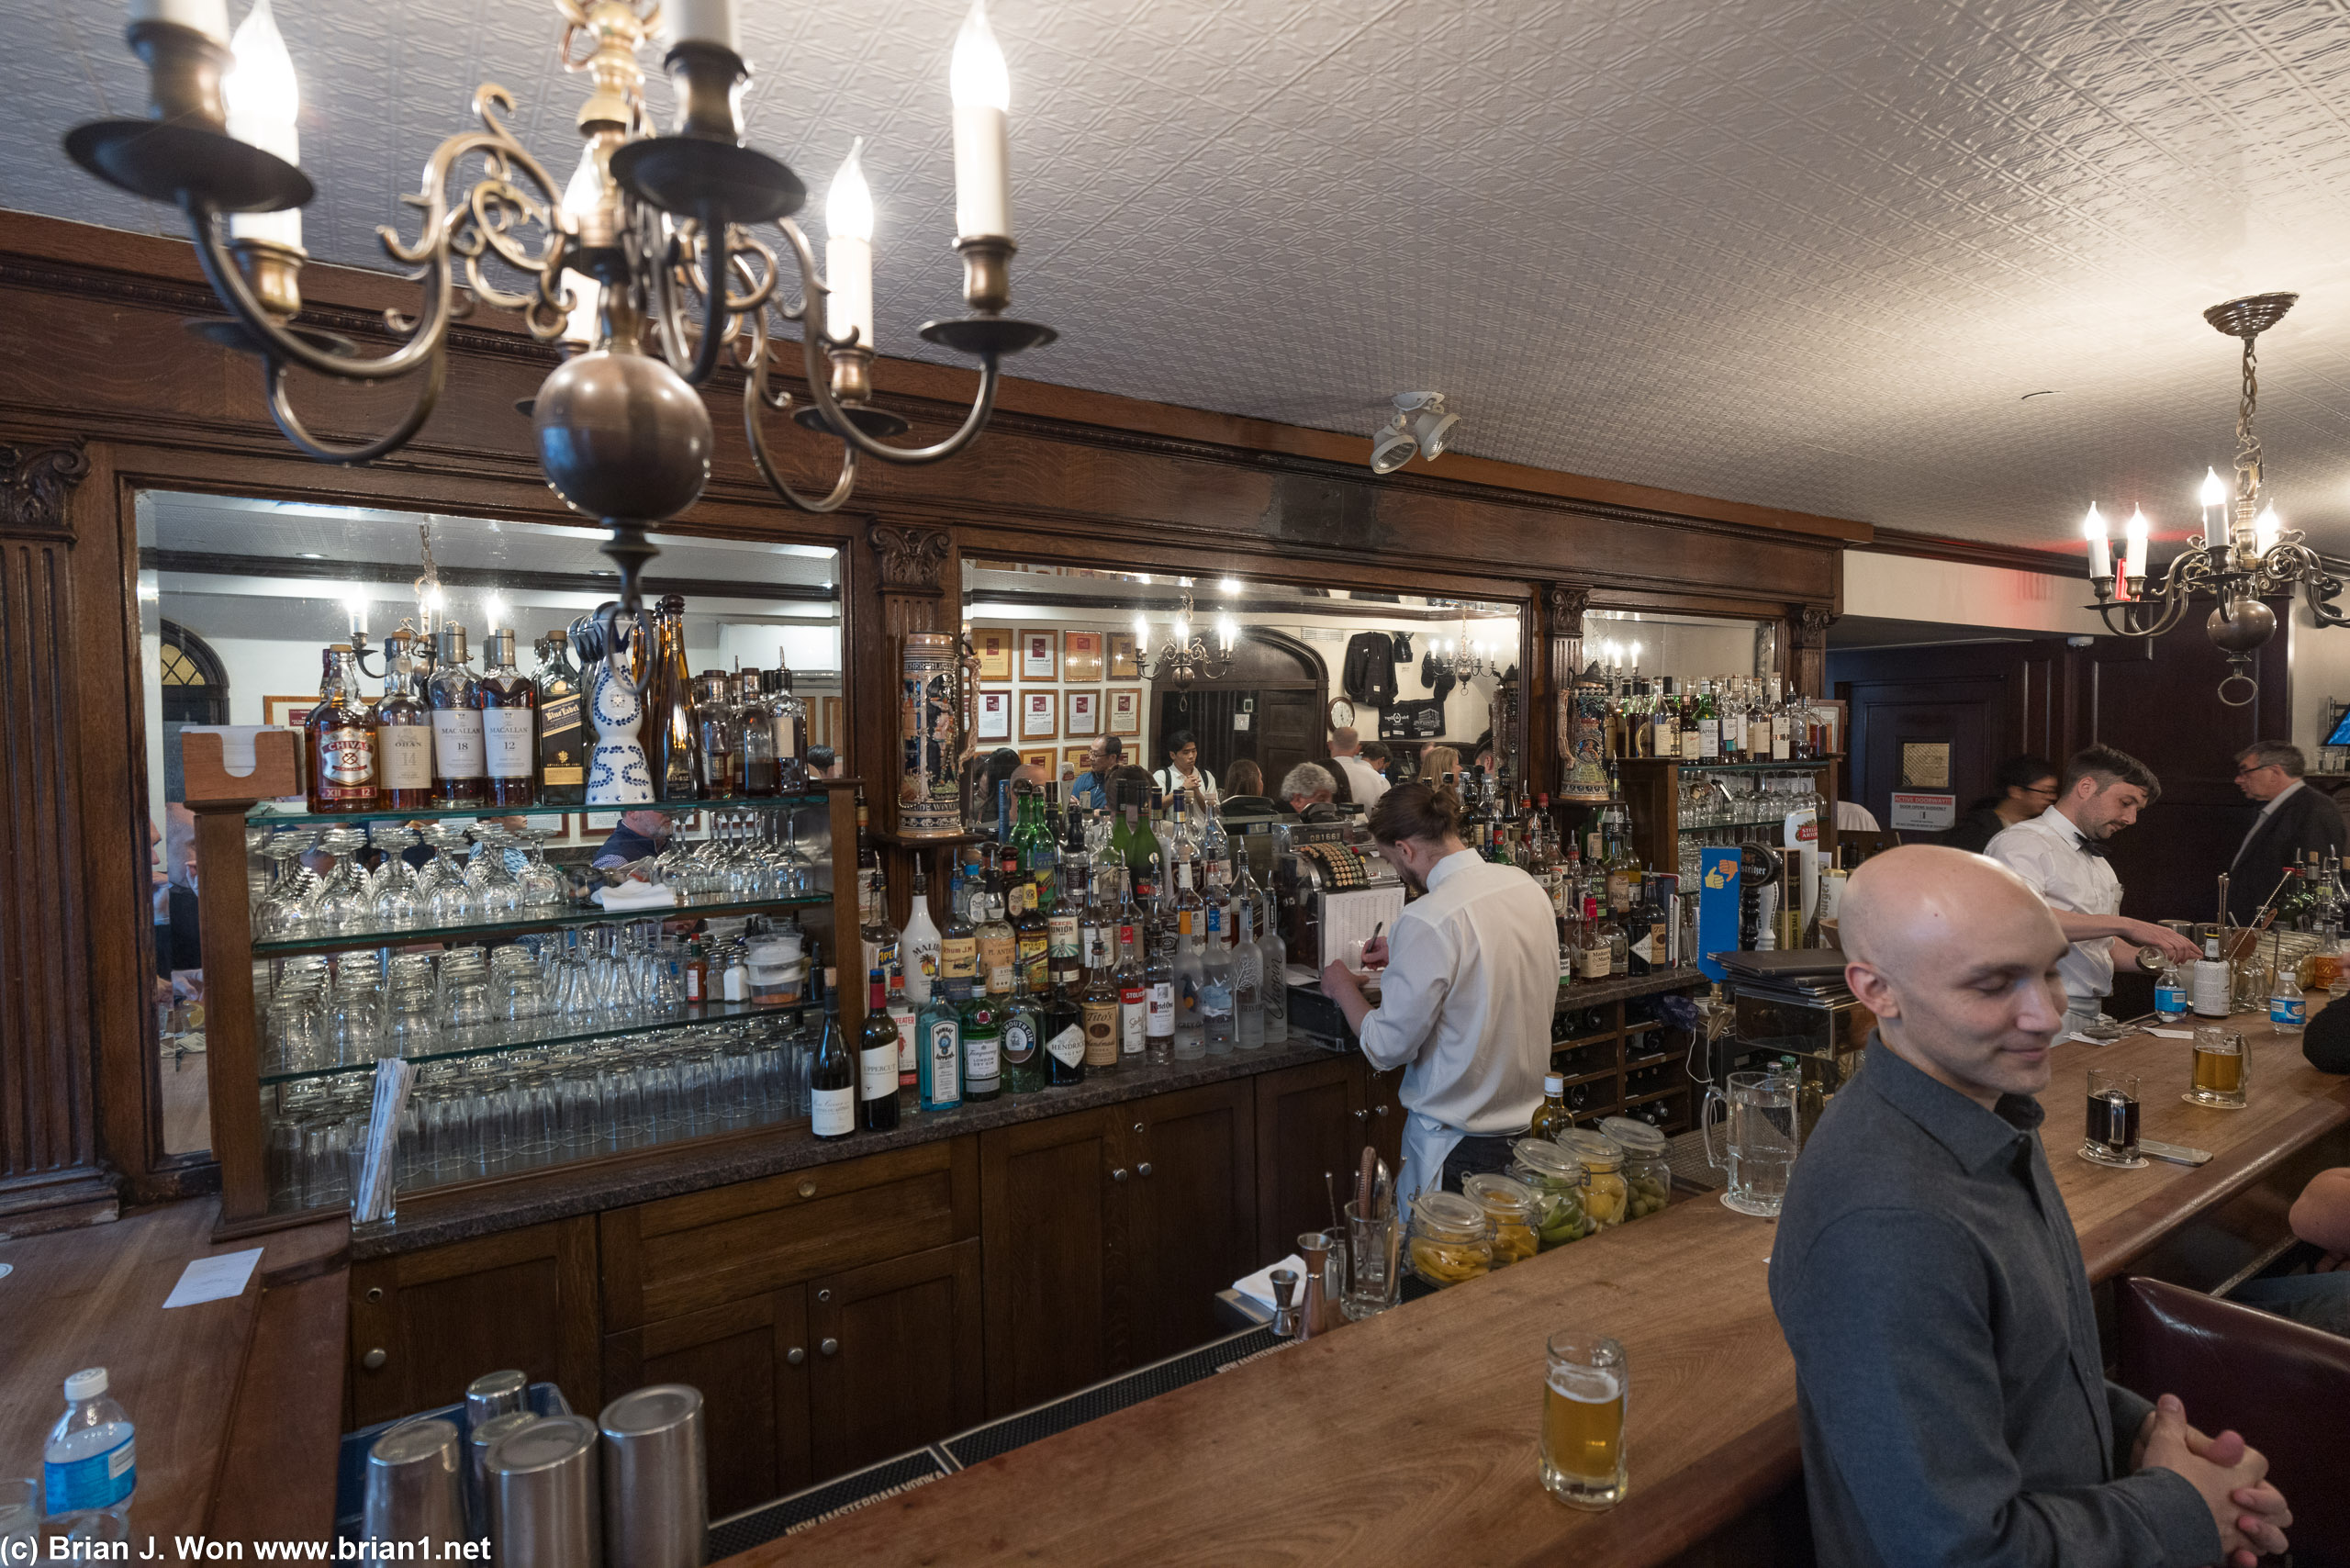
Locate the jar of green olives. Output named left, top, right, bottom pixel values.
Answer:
left=1598, top=1115, right=1674, bottom=1222
left=1554, top=1128, right=1629, bottom=1227
left=1510, top=1137, right=1590, bottom=1249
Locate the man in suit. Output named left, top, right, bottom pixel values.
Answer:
left=2229, top=742, right=2346, bottom=924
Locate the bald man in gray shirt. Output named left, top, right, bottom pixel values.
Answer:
left=1768, top=846, right=2291, bottom=1568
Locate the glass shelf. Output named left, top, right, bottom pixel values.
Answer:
left=245, top=793, right=830, bottom=829
left=1666, top=760, right=1834, bottom=773
left=251, top=891, right=833, bottom=957
left=1679, top=823, right=1805, bottom=834
left=259, top=996, right=822, bottom=1086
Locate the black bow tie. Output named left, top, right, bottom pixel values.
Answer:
left=2076, top=836, right=2109, bottom=859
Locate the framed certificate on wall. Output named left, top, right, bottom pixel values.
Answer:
left=1107, top=633, right=1140, bottom=679
left=1020, top=689, right=1060, bottom=740
left=1019, top=629, right=1058, bottom=681
left=1066, top=689, right=1102, bottom=736
left=975, top=688, right=1013, bottom=743
left=972, top=626, right=1014, bottom=682
left=1019, top=747, right=1055, bottom=774
left=1062, top=630, right=1103, bottom=683
left=1106, top=687, right=1142, bottom=736
left=1061, top=745, right=1091, bottom=780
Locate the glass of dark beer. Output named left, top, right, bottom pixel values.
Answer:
left=2081, top=1066, right=2145, bottom=1168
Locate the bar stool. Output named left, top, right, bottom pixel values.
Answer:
left=2114, top=1275, right=2350, bottom=1564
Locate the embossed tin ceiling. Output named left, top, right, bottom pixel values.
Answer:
left=10, top=0, right=2350, bottom=553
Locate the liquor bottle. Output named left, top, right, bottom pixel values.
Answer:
left=1046, top=857, right=1081, bottom=994
left=1530, top=1073, right=1571, bottom=1140
left=769, top=657, right=809, bottom=792
left=1257, top=885, right=1289, bottom=1044
left=940, top=866, right=979, bottom=988
left=1144, top=915, right=1176, bottom=1066
left=645, top=595, right=699, bottom=801
left=1015, top=861, right=1050, bottom=991
left=918, top=979, right=965, bottom=1111
left=1695, top=680, right=1720, bottom=762
left=2191, top=934, right=2232, bottom=1018
left=1113, top=924, right=1148, bottom=1068
left=1198, top=793, right=1233, bottom=902
left=375, top=641, right=433, bottom=810
left=1678, top=683, right=1704, bottom=762
left=860, top=969, right=901, bottom=1130
left=477, top=630, right=538, bottom=808
left=306, top=644, right=376, bottom=812
left=858, top=868, right=898, bottom=990
left=1079, top=865, right=1112, bottom=986
left=1042, top=965, right=1086, bottom=1087
left=1231, top=892, right=1264, bottom=1049
left=1080, top=926, right=1122, bottom=1074
left=1200, top=903, right=1236, bottom=1055
left=1001, top=963, right=1046, bottom=1094
left=1651, top=677, right=1679, bottom=758
left=977, top=853, right=1017, bottom=995
left=811, top=973, right=855, bottom=1138
left=1121, top=793, right=1164, bottom=901
left=737, top=670, right=779, bottom=797
left=427, top=624, right=487, bottom=805
left=1770, top=679, right=1793, bottom=761
left=888, top=971, right=918, bottom=1099
left=692, top=671, right=739, bottom=801
left=901, top=864, right=943, bottom=1005
left=532, top=633, right=588, bottom=806
left=1171, top=896, right=1206, bottom=1059
left=959, top=983, right=1002, bottom=1102
left=1578, top=895, right=1613, bottom=982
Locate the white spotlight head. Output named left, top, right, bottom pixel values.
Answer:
left=1369, top=413, right=1416, bottom=476
left=1396, top=392, right=1458, bottom=459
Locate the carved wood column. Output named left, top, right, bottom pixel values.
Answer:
left=0, top=438, right=118, bottom=1232
left=861, top=521, right=958, bottom=927
left=1792, top=604, right=1837, bottom=698
left=1541, top=584, right=1589, bottom=799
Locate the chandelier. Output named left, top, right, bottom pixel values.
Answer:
left=1434, top=612, right=1491, bottom=681
left=2079, top=292, right=2344, bottom=705
left=65, top=0, right=1055, bottom=690
left=1136, top=590, right=1236, bottom=688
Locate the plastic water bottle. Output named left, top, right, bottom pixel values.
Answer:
left=44, top=1368, right=135, bottom=1522
left=2270, top=979, right=2306, bottom=1034
left=2153, top=963, right=2188, bottom=1023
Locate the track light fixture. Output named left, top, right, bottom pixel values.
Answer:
left=1367, top=391, right=1457, bottom=475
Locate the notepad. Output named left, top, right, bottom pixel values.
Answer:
left=162, top=1247, right=262, bottom=1309
left=1319, top=886, right=1407, bottom=971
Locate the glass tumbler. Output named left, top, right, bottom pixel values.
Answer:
left=1341, top=1199, right=1403, bottom=1320
left=1541, top=1332, right=1628, bottom=1510
left=2082, top=1066, right=2145, bottom=1168
left=2186, top=1026, right=2249, bottom=1109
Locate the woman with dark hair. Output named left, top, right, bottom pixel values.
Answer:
left=1218, top=757, right=1277, bottom=817
left=1152, top=728, right=1217, bottom=805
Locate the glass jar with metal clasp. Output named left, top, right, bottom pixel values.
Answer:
left=1597, top=1116, right=1674, bottom=1221
left=1555, top=1128, right=1629, bottom=1228
left=1406, top=1191, right=1494, bottom=1288
left=1510, top=1137, right=1590, bottom=1249
left=1461, top=1172, right=1540, bottom=1268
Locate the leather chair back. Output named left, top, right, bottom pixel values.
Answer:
left=2115, top=1275, right=2350, bottom=1567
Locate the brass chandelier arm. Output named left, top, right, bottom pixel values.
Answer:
left=185, top=197, right=459, bottom=382
left=262, top=353, right=448, bottom=465
left=739, top=311, right=858, bottom=513
left=649, top=214, right=743, bottom=388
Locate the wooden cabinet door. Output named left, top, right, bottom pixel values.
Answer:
left=603, top=1290, right=812, bottom=1519
left=978, top=1106, right=1124, bottom=1416
left=348, top=1217, right=599, bottom=1427
left=808, top=1239, right=984, bottom=1483
left=1358, top=1058, right=1406, bottom=1174
left=1252, top=1057, right=1363, bottom=1261
left=1125, top=1080, right=1255, bottom=1365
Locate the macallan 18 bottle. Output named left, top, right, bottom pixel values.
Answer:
left=428, top=624, right=487, bottom=806
left=305, top=644, right=376, bottom=813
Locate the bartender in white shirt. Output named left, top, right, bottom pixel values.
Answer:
left=1983, top=745, right=2199, bottom=1032
left=1320, top=782, right=1561, bottom=1203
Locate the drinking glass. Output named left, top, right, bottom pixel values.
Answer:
left=2081, top=1066, right=2145, bottom=1168
left=1341, top=1198, right=1403, bottom=1320
left=1700, top=1070, right=1795, bottom=1217
left=267, top=973, right=330, bottom=1074
left=470, top=827, right=525, bottom=918
left=2186, top=1026, right=2248, bottom=1110
left=312, top=825, right=373, bottom=930
left=4, top=1475, right=43, bottom=1548
left=518, top=829, right=566, bottom=908
left=1540, top=1333, right=1628, bottom=1509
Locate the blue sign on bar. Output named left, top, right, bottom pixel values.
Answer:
left=1696, top=846, right=1741, bottom=982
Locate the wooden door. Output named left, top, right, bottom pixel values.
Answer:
left=1252, top=1058, right=1363, bottom=1261
left=603, top=1290, right=812, bottom=1518
left=347, top=1217, right=600, bottom=1427
left=1255, top=689, right=1322, bottom=796
left=1358, top=1058, right=1406, bottom=1174
left=808, top=1239, right=984, bottom=1482
left=1125, top=1080, right=1256, bottom=1365
left=978, top=1106, right=1125, bottom=1415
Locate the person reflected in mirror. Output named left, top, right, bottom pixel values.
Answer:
left=1218, top=757, right=1277, bottom=817
left=1070, top=735, right=1124, bottom=810
left=1151, top=729, right=1217, bottom=807
left=2227, top=742, right=2346, bottom=924
left=1419, top=745, right=1462, bottom=798
left=1279, top=762, right=1341, bottom=823
left=1941, top=756, right=2059, bottom=855
left=595, top=810, right=674, bottom=871
left=1330, top=725, right=1389, bottom=807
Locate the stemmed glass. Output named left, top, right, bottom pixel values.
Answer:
left=370, top=828, right=423, bottom=928
left=423, top=826, right=478, bottom=926
left=312, top=825, right=373, bottom=930
left=256, top=831, right=321, bottom=938
left=775, top=807, right=817, bottom=897
left=518, top=827, right=565, bottom=909
left=469, top=826, right=525, bottom=919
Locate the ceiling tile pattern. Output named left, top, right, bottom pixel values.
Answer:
left=13, top=0, right=2350, bottom=552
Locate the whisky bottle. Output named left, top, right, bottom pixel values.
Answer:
left=645, top=595, right=699, bottom=801
left=532, top=633, right=587, bottom=806
left=478, top=629, right=537, bottom=809
left=427, top=624, right=487, bottom=806
left=692, top=671, right=739, bottom=801
left=375, top=640, right=433, bottom=811
left=305, top=644, right=376, bottom=813
left=736, top=669, right=780, bottom=798
left=770, top=657, right=809, bottom=792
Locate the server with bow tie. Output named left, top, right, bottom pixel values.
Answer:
left=1985, top=745, right=2203, bottom=1034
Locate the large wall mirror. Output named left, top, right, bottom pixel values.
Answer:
left=135, top=490, right=844, bottom=1159
left=961, top=558, right=1525, bottom=812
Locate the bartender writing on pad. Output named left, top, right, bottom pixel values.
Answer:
left=1320, top=783, right=1561, bottom=1202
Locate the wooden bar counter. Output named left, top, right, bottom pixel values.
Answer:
left=735, top=1014, right=2350, bottom=1567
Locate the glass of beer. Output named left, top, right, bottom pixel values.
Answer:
left=2080, top=1067, right=2145, bottom=1168
left=1540, top=1332, right=1628, bottom=1509
left=2186, top=1026, right=2248, bottom=1109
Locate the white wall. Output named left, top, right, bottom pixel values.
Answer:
left=1843, top=550, right=2107, bottom=636
left=2289, top=599, right=2350, bottom=757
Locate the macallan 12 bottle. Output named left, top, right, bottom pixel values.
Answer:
left=428, top=623, right=487, bottom=806
left=375, top=639, right=433, bottom=811
left=305, top=644, right=376, bottom=813
left=532, top=632, right=587, bottom=807
left=478, top=629, right=538, bottom=808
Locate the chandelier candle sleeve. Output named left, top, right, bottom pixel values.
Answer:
left=950, top=0, right=1013, bottom=241
left=662, top=0, right=739, bottom=54
left=129, top=0, right=229, bottom=43
left=2200, top=469, right=2228, bottom=551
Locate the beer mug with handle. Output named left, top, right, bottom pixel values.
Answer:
left=1702, top=1070, right=1796, bottom=1217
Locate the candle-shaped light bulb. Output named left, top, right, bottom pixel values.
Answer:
left=2198, top=468, right=2228, bottom=508
left=949, top=0, right=1013, bottom=240
left=823, top=138, right=877, bottom=351
left=2255, top=505, right=2281, bottom=556
left=2199, top=467, right=2227, bottom=550
left=1173, top=615, right=1190, bottom=649
left=2123, top=509, right=2150, bottom=582
left=343, top=593, right=366, bottom=636
left=2083, top=504, right=2111, bottom=580
left=224, top=0, right=301, bottom=249
left=1133, top=612, right=1149, bottom=651
left=484, top=592, right=509, bottom=631
left=1216, top=613, right=1237, bottom=652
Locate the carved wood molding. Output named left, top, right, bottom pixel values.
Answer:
left=0, top=437, right=90, bottom=541
left=1546, top=584, right=1591, bottom=641
left=868, top=522, right=953, bottom=597
left=1794, top=604, right=1839, bottom=648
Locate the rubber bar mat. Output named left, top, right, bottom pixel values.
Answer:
left=706, top=1448, right=954, bottom=1556
left=943, top=1325, right=1282, bottom=1469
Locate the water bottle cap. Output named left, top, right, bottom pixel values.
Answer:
left=64, top=1368, right=107, bottom=1401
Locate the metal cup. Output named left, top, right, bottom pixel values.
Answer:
left=464, top=1410, right=541, bottom=1540
left=487, top=1415, right=600, bottom=1568
left=465, top=1369, right=531, bottom=1429
left=363, top=1418, right=465, bottom=1551
left=599, top=1384, right=708, bottom=1568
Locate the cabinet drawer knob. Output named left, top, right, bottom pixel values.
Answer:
left=816, top=1288, right=832, bottom=1304
left=1112, top=1167, right=1129, bottom=1182
left=1353, top=1109, right=1368, bottom=1122
left=1136, top=1162, right=1153, bottom=1178
left=786, top=1347, right=805, bottom=1367
left=819, top=1338, right=839, bottom=1357
left=364, top=1287, right=385, bottom=1305
left=361, top=1348, right=388, bottom=1372
left=1374, top=1103, right=1389, bottom=1117
left=797, top=1180, right=818, bottom=1199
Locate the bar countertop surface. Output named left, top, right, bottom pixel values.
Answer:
left=732, top=1014, right=2350, bottom=1568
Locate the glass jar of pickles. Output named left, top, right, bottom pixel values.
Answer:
left=1461, top=1172, right=1540, bottom=1267
left=1598, top=1116, right=1673, bottom=1222
left=1511, top=1137, right=1590, bottom=1249
left=1407, top=1191, right=1494, bottom=1287
left=1556, top=1128, right=1629, bottom=1227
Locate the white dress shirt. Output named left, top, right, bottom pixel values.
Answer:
left=1355, top=849, right=1561, bottom=1135
left=2232, top=778, right=2304, bottom=870
left=1984, top=805, right=2125, bottom=1002
left=1335, top=754, right=1390, bottom=806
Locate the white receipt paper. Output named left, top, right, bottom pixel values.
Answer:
left=163, top=1247, right=263, bottom=1309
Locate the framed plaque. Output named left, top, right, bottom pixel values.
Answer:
left=975, top=687, right=1013, bottom=743
left=1106, top=687, right=1142, bottom=736
left=1019, top=629, right=1059, bottom=681
left=1019, top=689, right=1060, bottom=740
left=1108, top=632, right=1141, bottom=679
left=1062, top=630, right=1104, bottom=683
left=972, top=626, right=1014, bottom=682
left=1066, top=688, right=1102, bottom=737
